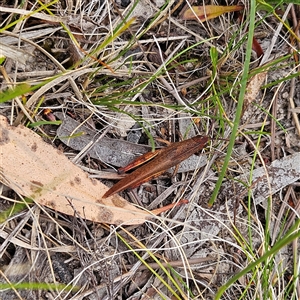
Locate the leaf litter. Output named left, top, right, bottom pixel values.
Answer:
left=0, top=115, right=151, bottom=225
left=55, top=112, right=208, bottom=172
left=0, top=0, right=300, bottom=299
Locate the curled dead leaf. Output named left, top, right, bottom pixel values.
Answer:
left=242, top=71, right=267, bottom=115
left=182, top=5, right=244, bottom=21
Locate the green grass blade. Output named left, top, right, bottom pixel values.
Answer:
left=208, top=0, right=256, bottom=206
left=215, top=218, right=300, bottom=299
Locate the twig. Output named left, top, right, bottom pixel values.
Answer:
left=289, top=77, right=300, bottom=136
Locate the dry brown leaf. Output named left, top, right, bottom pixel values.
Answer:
left=0, top=115, right=152, bottom=225
left=182, top=5, right=243, bottom=21
left=242, top=71, right=267, bottom=115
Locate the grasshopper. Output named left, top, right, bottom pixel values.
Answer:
left=103, top=135, right=209, bottom=198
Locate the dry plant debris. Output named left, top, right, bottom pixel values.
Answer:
left=55, top=112, right=208, bottom=172
left=182, top=4, right=244, bottom=21
left=0, top=115, right=151, bottom=225
left=1, top=0, right=300, bottom=299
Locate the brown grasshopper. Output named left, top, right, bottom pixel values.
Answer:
left=103, top=135, right=209, bottom=198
